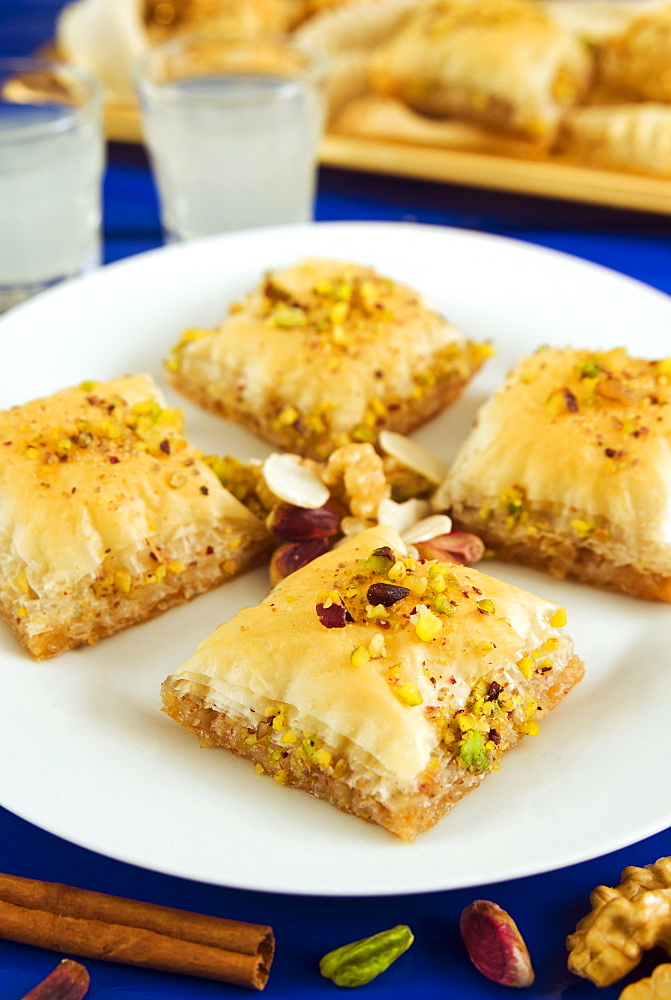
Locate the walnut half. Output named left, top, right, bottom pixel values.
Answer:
left=567, top=857, right=671, bottom=987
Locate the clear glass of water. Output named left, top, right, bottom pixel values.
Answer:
left=134, top=32, right=329, bottom=241
left=0, top=58, right=105, bottom=314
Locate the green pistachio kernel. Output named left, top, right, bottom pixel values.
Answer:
left=271, top=304, right=308, bottom=328
left=361, top=549, right=394, bottom=576
left=320, top=925, right=414, bottom=988
left=459, top=729, right=490, bottom=773
left=579, top=360, right=600, bottom=379
left=433, top=593, right=455, bottom=616
left=351, top=425, right=376, bottom=443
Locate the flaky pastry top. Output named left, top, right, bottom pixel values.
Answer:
left=439, top=347, right=671, bottom=570
left=369, top=0, right=592, bottom=139
left=0, top=374, right=264, bottom=599
left=167, top=257, right=471, bottom=434
left=166, top=524, right=574, bottom=785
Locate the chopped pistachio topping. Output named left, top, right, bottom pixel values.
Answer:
left=350, top=645, right=371, bottom=668
left=414, top=609, right=443, bottom=642
left=517, top=655, right=533, bottom=679
left=394, top=683, right=423, bottom=707
left=361, top=549, right=394, bottom=576
left=433, top=593, right=454, bottom=616
left=550, top=607, right=567, bottom=628
left=313, top=748, right=333, bottom=770
left=458, top=729, right=490, bottom=772
left=270, top=304, right=308, bottom=327
left=579, top=361, right=600, bottom=379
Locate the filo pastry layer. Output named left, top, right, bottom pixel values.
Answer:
left=165, top=257, right=491, bottom=460
left=161, top=524, right=583, bottom=842
left=435, top=347, right=671, bottom=600
left=369, top=0, right=592, bottom=143
left=0, top=374, right=269, bottom=659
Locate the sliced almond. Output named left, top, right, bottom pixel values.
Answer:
left=376, top=496, right=430, bottom=535
left=262, top=453, right=330, bottom=509
left=401, top=514, right=453, bottom=545
left=378, top=430, right=448, bottom=485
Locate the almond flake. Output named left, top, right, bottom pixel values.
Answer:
left=402, top=514, right=453, bottom=545
left=262, top=452, right=329, bottom=509
left=378, top=430, right=448, bottom=484
left=376, top=497, right=430, bottom=536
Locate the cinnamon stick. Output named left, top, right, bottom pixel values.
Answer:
left=0, top=873, right=274, bottom=990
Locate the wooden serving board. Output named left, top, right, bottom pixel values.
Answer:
left=105, top=102, right=671, bottom=216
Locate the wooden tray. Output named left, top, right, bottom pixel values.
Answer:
left=105, top=102, right=671, bottom=217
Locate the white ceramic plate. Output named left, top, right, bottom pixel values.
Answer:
left=1, top=221, right=671, bottom=897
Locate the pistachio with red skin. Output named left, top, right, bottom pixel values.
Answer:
left=371, top=545, right=395, bottom=562
left=21, top=959, right=90, bottom=1000
left=266, top=501, right=342, bottom=541
left=316, top=602, right=353, bottom=628
left=416, top=531, right=485, bottom=565
left=460, top=900, right=534, bottom=987
left=366, top=582, right=410, bottom=607
left=361, top=547, right=396, bottom=575
left=270, top=537, right=331, bottom=585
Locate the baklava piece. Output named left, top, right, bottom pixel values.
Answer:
left=161, top=524, right=583, bottom=842
left=369, top=0, right=592, bottom=143
left=436, top=347, right=671, bottom=601
left=595, top=5, right=671, bottom=102
left=0, top=374, right=270, bottom=659
left=165, top=257, right=491, bottom=461
left=557, top=103, right=671, bottom=177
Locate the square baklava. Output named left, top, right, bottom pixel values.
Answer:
left=161, top=524, right=583, bottom=841
left=165, top=257, right=490, bottom=461
left=436, top=346, right=671, bottom=601
left=0, top=374, right=269, bottom=659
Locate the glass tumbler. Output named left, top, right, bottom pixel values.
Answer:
left=0, top=58, right=105, bottom=313
left=134, top=31, right=329, bottom=241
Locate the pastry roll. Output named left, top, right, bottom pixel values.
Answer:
left=161, top=524, right=583, bottom=842
left=596, top=5, right=671, bottom=102
left=369, top=0, right=593, bottom=142
left=165, top=257, right=491, bottom=461
left=331, top=93, right=546, bottom=158
left=435, top=347, right=671, bottom=601
left=558, top=103, right=671, bottom=177
left=0, top=374, right=270, bottom=660
left=542, top=0, right=670, bottom=46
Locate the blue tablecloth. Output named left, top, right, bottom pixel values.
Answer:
left=2, top=3, right=671, bottom=997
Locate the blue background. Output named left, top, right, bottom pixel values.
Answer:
left=1, top=3, right=671, bottom=997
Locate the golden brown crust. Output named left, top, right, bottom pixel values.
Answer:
left=451, top=504, right=671, bottom=602
left=161, top=525, right=584, bottom=841
left=162, top=652, right=584, bottom=841
left=438, top=347, right=671, bottom=599
left=166, top=257, right=490, bottom=460
left=331, top=93, right=547, bottom=158
left=169, top=357, right=482, bottom=461
left=2, top=541, right=269, bottom=661
left=558, top=103, right=671, bottom=177
left=596, top=5, right=671, bottom=102
left=0, top=375, right=270, bottom=659
left=369, top=0, right=592, bottom=143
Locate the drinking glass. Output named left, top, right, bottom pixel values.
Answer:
left=0, top=58, right=105, bottom=314
left=134, top=31, right=328, bottom=241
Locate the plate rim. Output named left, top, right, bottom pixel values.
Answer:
left=1, top=219, right=671, bottom=897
